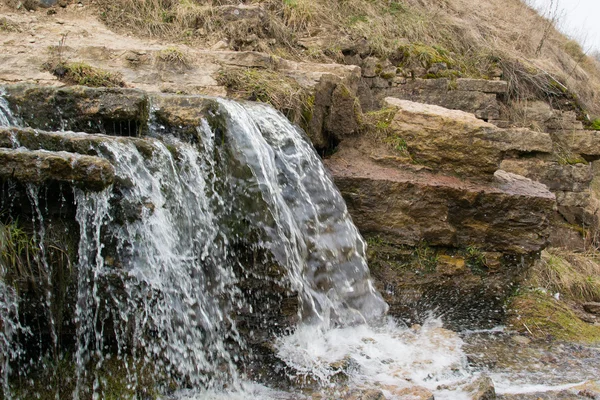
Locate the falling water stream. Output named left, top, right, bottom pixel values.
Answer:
left=0, top=90, right=599, bottom=399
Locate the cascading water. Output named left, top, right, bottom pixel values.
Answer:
left=0, top=91, right=395, bottom=397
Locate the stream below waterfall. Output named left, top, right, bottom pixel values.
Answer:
left=0, top=88, right=599, bottom=399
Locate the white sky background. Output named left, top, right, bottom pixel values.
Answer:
left=526, top=0, right=600, bottom=53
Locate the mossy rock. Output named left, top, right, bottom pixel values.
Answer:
left=507, top=291, right=600, bottom=344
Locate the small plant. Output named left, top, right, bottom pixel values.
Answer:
left=590, top=119, right=600, bottom=130
left=156, top=47, right=191, bottom=69
left=217, top=67, right=313, bottom=127
left=0, top=17, right=20, bottom=32
left=464, top=245, right=487, bottom=275
left=413, top=242, right=438, bottom=272
left=44, top=34, right=125, bottom=88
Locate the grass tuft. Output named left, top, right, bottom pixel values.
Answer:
left=217, top=67, right=313, bottom=127
left=44, top=61, right=126, bottom=88
left=528, top=249, right=600, bottom=303
left=156, top=47, right=192, bottom=69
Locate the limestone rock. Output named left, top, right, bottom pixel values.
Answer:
left=4, top=84, right=148, bottom=136
left=0, top=126, right=156, bottom=159
left=344, top=389, right=386, bottom=400
left=464, top=375, right=496, bottom=400
left=386, top=385, right=434, bottom=400
left=0, top=148, right=114, bottom=190
left=325, top=144, right=555, bottom=254
left=383, top=98, right=552, bottom=179
left=456, top=78, right=507, bottom=94
left=365, top=78, right=502, bottom=120
left=559, top=130, right=600, bottom=159
left=500, top=159, right=592, bottom=192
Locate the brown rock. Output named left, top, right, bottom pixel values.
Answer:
left=386, top=385, right=434, bottom=400
left=345, top=389, right=386, bottom=400
left=365, top=78, right=502, bottom=120
left=4, top=84, right=148, bottom=136
left=456, top=78, right=508, bottom=94
left=325, top=145, right=555, bottom=253
left=437, top=255, right=466, bottom=276
left=464, top=375, right=496, bottom=400
left=0, top=148, right=114, bottom=191
left=0, top=126, right=156, bottom=159
left=500, top=159, right=592, bottom=192
left=559, top=130, right=600, bottom=159
left=383, top=98, right=552, bottom=179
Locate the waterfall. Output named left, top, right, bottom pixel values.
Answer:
left=0, top=89, right=487, bottom=399
left=0, top=89, right=390, bottom=396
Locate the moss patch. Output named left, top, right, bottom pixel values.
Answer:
left=217, top=67, right=313, bottom=128
left=44, top=61, right=126, bottom=88
left=507, top=291, right=600, bottom=344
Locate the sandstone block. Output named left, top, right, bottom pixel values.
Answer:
left=559, top=130, right=600, bottom=158
left=500, top=159, right=592, bottom=192
left=456, top=78, right=508, bottom=94
left=325, top=148, right=555, bottom=254
left=383, top=98, right=552, bottom=179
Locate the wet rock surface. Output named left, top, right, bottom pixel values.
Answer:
left=462, top=329, right=600, bottom=400
left=0, top=147, right=114, bottom=190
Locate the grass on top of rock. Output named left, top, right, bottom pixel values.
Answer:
left=507, top=290, right=600, bottom=344
left=217, top=67, right=314, bottom=128
left=43, top=59, right=125, bottom=88
left=156, top=47, right=192, bottom=69
left=528, top=249, right=600, bottom=303
left=506, top=248, right=600, bottom=344
left=360, top=107, right=413, bottom=162
left=92, top=0, right=600, bottom=116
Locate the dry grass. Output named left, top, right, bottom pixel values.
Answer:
left=156, top=47, right=192, bottom=70
left=528, top=248, right=600, bottom=303
left=92, top=0, right=600, bottom=116
left=217, top=67, right=314, bottom=127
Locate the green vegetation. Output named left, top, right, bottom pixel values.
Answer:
left=464, top=245, right=487, bottom=275
left=590, top=119, right=600, bottom=130
left=507, top=291, right=600, bottom=343
left=217, top=67, right=314, bottom=128
left=528, top=249, right=600, bottom=302
left=44, top=61, right=126, bottom=88
left=156, top=47, right=191, bottom=69
left=0, top=218, right=41, bottom=290
left=506, top=248, right=600, bottom=344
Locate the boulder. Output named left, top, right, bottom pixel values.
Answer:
left=0, top=148, right=114, bottom=191
left=383, top=98, right=552, bottom=179
left=3, top=84, right=149, bottom=136
left=558, top=130, right=600, bottom=159
left=325, top=144, right=555, bottom=254
left=500, top=159, right=592, bottom=192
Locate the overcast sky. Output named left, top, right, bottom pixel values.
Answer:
left=527, top=0, right=600, bottom=53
